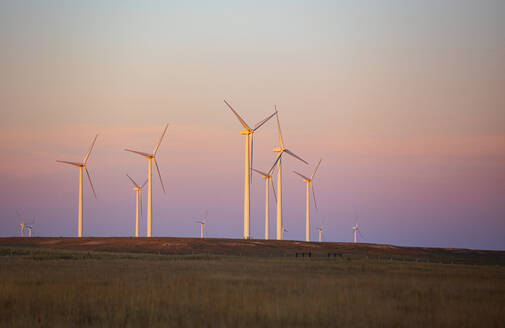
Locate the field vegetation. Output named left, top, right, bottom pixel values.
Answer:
left=1, top=245, right=504, bottom=327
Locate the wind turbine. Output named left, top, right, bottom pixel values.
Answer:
left=293, top=159, right=322, bottom=242
left=57, top=135, right=98, bottom=237
left=17, top=211, right=24, bottom=237
left=282, top=227, right=288, bottom=240
left=272, top=108, right=308, bottom=240
left=252, top=164, right=277, bottom=240
left=195, top=211, right=207, bottom=239
left=224, top=100, right=276, bottom=239
left=125, top=124, right=168, bottom=238
left=317, top=227, right=323, bottom=242
left=25, top=216, right=35, bottom=238
left=126, top=174, right=147, bottom=237
left=353, top=223, right=362, bottom=243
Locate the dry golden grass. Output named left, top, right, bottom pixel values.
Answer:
left=0, top=247, right=504, bottom=327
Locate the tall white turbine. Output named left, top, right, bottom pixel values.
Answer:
left=293, top=159, right=322, bottom=242
left=224, top=100, right=276, bottom=239
left=57, top=135, right=98, bottom=237
left=126, top=175, right=147, bottom=237
left=272, top=108, right=308, bottom=240
left=252, top=165, right=277, bottom=240
left=125, top=124, right=168, bottom=238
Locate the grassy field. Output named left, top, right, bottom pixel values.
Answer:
left=1, top=244, right=504, bottom=327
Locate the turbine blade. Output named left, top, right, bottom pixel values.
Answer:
left=311, top=182, right=318, bottom=211
left=141, top=179, right=148, bottom=189
left=275, top=107, right=284, bottom=148
left=84, top=167, right=97, bottom=199
left=124, top=149, right=151, bottom=157
left=224, top=99, right=251, bottom=130
left=293, top=171, right=310, bottom=181
left=311, top=159, right=322, bottom=179
left=253, top=111, right=276, bottom=131
left=126, top=174, right=139, bottom=188
left=56, top=160, right=82, bottom=167
left=270, top=177, right=277, bottom=202
left=269, top=153, right=283, bottom=175
left=83, top=134, right=98, bottom=164
left=250, top=135, right=254, bottom=185
left=284, top=148, right=308, bottom=164
left=153, top=157, right=166, bottom=193
left=252, top=168, right=269, bottom=177
left=153, top=123, right=169, bottom=155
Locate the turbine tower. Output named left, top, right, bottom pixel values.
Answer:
left=252, top=164, right=277, bottom=240
left=293, top=159, right=322, bottom=242
left=57, top=135, right=98, bottom=237
left=126, top=174, right=147, bottom=237
left=272, top=108, right=308, bottom=240
left=125, top=124, right=168, bottom=237
left=224, top=100, right=276, bottom=239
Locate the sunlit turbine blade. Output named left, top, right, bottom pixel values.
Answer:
left=124, top=149, right=152, bottom=157
left=141, top=179, right=148, bottom=189
left=284, top=148, right=308, bottom=165
left=250, top=135, right=254, bottom=185
left=269, top=153, right=283, bottom=174
left=252, top=168, right=269, bottom=177
left=153, top=157, right=166, bottom=193
left=153, top=123, right=169, bottom=155
left=293, top=171, right=310, bottom=181
left=311, top=182, right=318, bottom=210
left=253, top=111, right=276, bottom=131
left=56, top=160, right=83, bottom=167
left=270, top=177, right=277, bottom=202
left=311, top=159, right=322, bottom=179
left=126, top=174, right=139, bottom=188
left=275, top=107, right=284, bottom=148
left=82, top=134, right=98, bottom=164
left=224, top=99, right=251, bottom=130
left=84, top=167, right=97, bottom=199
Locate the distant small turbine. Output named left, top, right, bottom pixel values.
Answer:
left=125, top=124, right=168, bottom=237
left=57, top=135, right=98, bottom=237
left=195, top=211, right=208, bottom=239
left=17, top=211, right=25, bottom=237
left=25, top=216, right=35, bottom=238
left=252, top=164, right=277, bottom=240
left=126, top=174, right=147, bottom=237
left=317, top=227, right=323, bottom=242
left=224, top=100, right=276, bottom=240
left=293, top=159, right=322, bottom=242
left=353, top=224, right=362, bottom=243
left=282, top=227, right=288, bottom=240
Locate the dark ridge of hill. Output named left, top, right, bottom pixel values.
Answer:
left=1, top=237, right=504, bottom=265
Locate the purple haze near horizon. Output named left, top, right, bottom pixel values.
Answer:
left=0, top=1, right=504, bottom=250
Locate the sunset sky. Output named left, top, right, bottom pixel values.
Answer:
left=1, top=1, right=504, bottom=249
